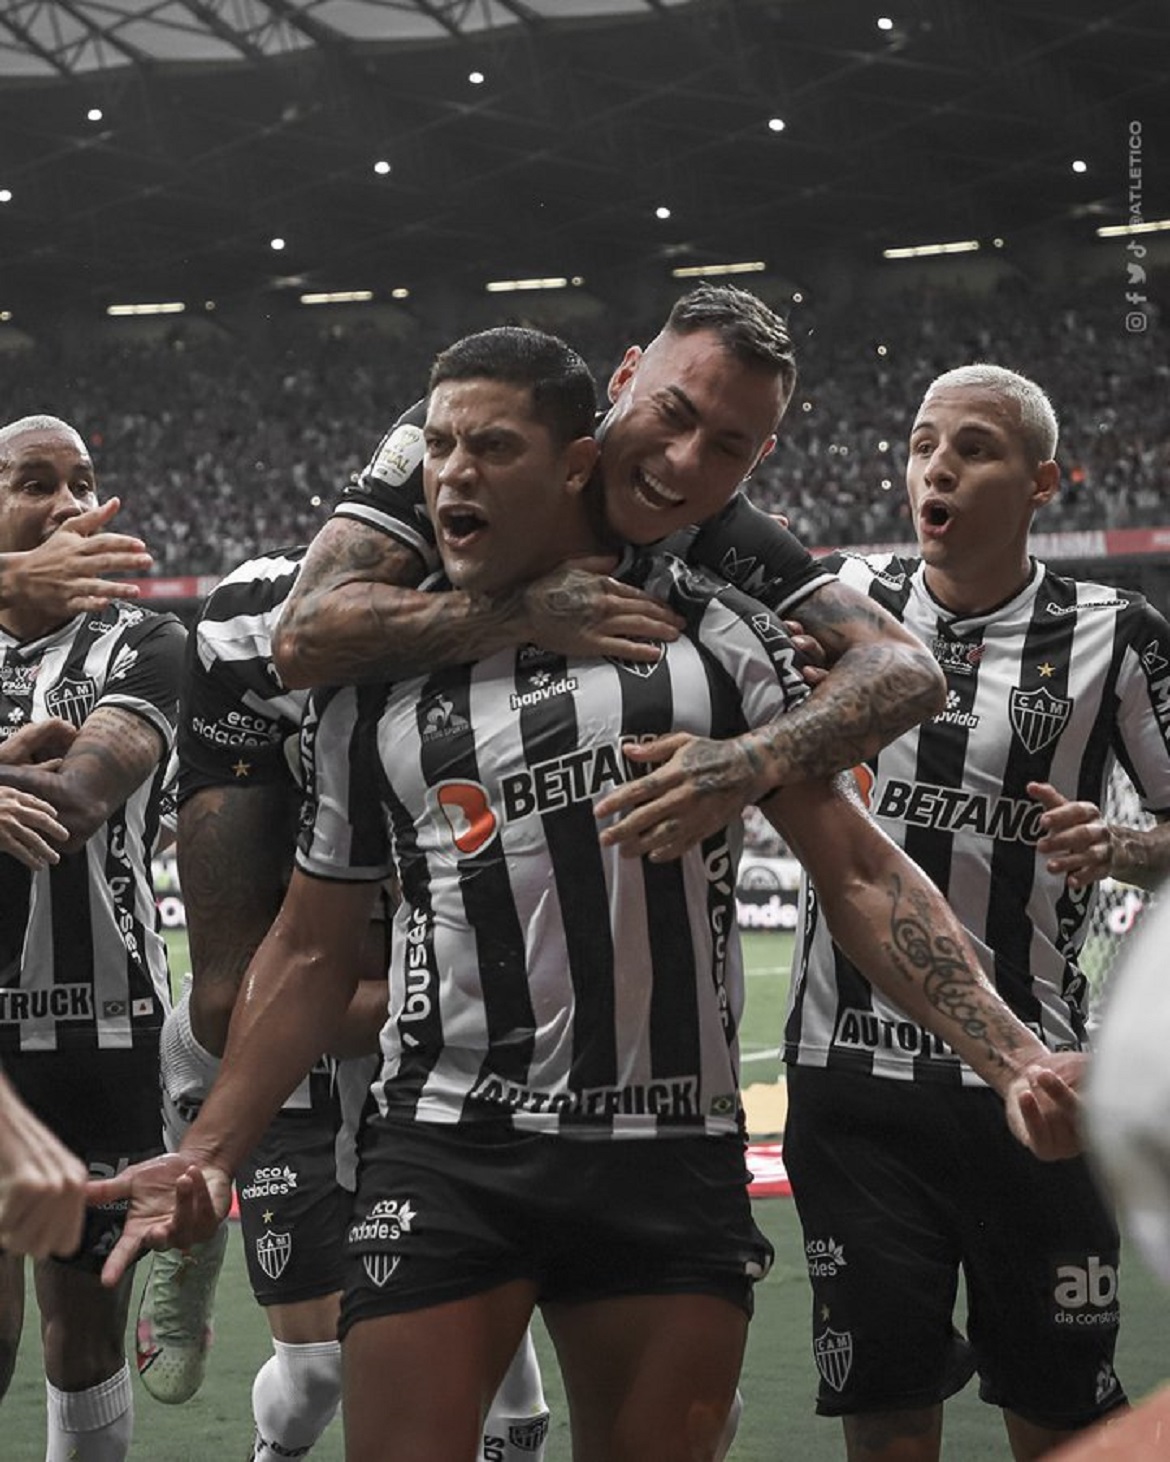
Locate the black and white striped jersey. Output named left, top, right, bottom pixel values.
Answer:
left=0, top=603, right=184, bottom=1055
left=786, top=554, right=1170, bottom=1086
left=178, top=546, right=308, bottom=804
left=297, top=551, right=809, bottom=1139
left=336, top=402, right=833, bottom=617
left=178, top=545, right=345, bottom=1113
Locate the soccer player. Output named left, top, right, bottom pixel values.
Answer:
left=0, top=414, right=184, bottom=1460
left=271, top=286, right=948, bottom=839
left=94, top=331, right=1080, bottom=1462
left=144, top=544, right=549, bottom=1461
left=782, top=365, right=1170, bottom=1460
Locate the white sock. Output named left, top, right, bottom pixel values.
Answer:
left=481, top=1329, right=549, bottom=1461
left=251, top=1338, right=342, bottom=1460
left=160, top=987, right=221, bottom=1151
left=45, top=1362, right=134, bottom=1462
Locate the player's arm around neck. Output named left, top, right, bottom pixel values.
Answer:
left=273, top=516, right=681, bottom=687
left=763, top=775, right=1084, bottom=1157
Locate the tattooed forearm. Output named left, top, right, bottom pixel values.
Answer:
left=880, top=875, right=1034, bottom=1082
left=178, top=785, right=297, bottom=1050
left=0, top=707, right=163, bottom=849
left=746, top=641, right=942, bottom=791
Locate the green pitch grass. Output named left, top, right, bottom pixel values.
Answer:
left=5, top=931, right=1167, bottom=1458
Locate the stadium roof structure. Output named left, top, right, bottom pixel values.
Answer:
left=0, top=0, right=1165, bottom=314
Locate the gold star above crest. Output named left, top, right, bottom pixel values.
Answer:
left=232, top=758, right=252, bottom=778
left=1037, top=662, right=1055, bottom=678
left=263, top=1209, right=274, bottom=1225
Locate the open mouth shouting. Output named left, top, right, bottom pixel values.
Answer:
left=436, top=501, right=489, bottom=550
left=919, top=498, right=952, bottom=538
left=632, top=465, right=685, bottom=514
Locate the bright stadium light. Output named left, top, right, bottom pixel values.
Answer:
left=299, top=290, right=374, bottom=305
left=1072, top=159, right=1088, bottom=173
left=671, top=261, right=766, bottom=278
left=0, top=190, right=11, bottom=203
left=374, top=160, right=391, bottom=175
left=391, top=287, right=410, bottom=299
left=655, top=205, right=672, bottom=220
left=485, top=277, right=569, bottom=293
left=883, top=239, right=980, bottom=259
left=106, top=302, right=186, bottom=316
left=270, top=237, right=286, bottom=251
left=768, top=117, right=786, bottom=133
left=1096, top=218, right=1170, bottom=237
left=469, top=70, right=485, bottom=85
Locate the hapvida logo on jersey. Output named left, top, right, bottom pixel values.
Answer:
left=509, top=671, right=579, bottom=709
left=932, top=690, right=980, bottom=729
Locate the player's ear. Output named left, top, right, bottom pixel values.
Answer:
left=1033, top=459, right=1060, bottom=508
left=564, top=436, right=600, bottom=494
left=606, top=346, right=643, bottom=403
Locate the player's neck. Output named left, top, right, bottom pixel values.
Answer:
left=923, top=555, right=1036, bottom=619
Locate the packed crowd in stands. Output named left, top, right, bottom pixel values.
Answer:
left=0, top=275, right=1163, bottom=575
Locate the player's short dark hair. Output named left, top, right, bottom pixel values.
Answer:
left=664, top=284, right=798, bottom=401
left=429, top=326, right=597, bottom=446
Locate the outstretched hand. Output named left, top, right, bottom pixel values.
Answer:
left=522, top=557, right=685, bottom=663
left=596, top=732, right=769, bottom=861
left=1004, top=1051, right=1087, bottom=1161
left=1030, top=781, right=1113, bottom=889
left=86, top=1151, right=233, bottom=1288
left=7, top=498, right=153, bottom=617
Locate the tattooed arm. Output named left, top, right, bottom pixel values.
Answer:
left=595, top=577, right=944, bottom=860
left=765, top=775, right=1084, bottom=1159
left=0, top=707, right=165, bottom=853
left=272, top=517, right=682, bottom=688
left=178, top=783, right=298, bottom=1055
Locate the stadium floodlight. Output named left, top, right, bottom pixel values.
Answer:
left=299, top=290, right=374, bottom=305
left=485, top=277, right=569, bottom=293
left=391, top=287, right=410, bottom=299
left=106, top=302, right=186, bottom=316
left=1096, top=219, right=1170, bottom=237
left=671, top=261, right=766, bottom=278
left=882, top=239, right=980, bottom=259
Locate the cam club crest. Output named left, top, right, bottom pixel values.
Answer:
left=44, top=675, right=98, bottom=726
left=1009, top=685, right=1072, bottom=755
left=813, top=1327, right=854, bottom=1393
left=256, top=1229, right=292, bottom=1282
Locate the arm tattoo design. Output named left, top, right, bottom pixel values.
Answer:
left=881, top=874, right=1028, bottom=1080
